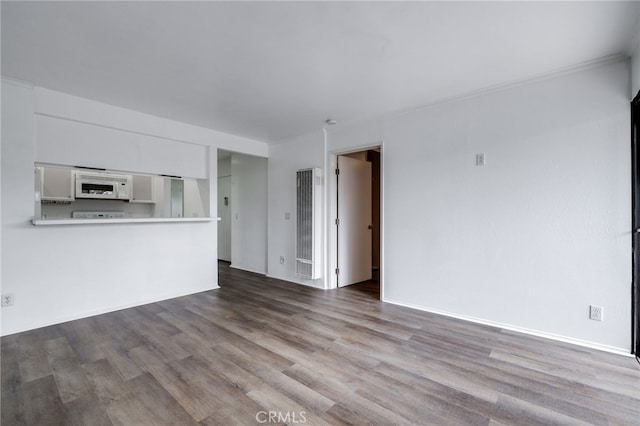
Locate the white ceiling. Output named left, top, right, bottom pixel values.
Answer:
left=2, top=2, right=639, bottom=144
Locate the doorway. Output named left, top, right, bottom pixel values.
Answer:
left=632, top=90, right=640, bottom=358
left=217, top=175, right=231, bottom=262
left=335, top=148, right=382, bottom=297
left=217, top=150, right=232, bottom=262
left=216, top=149, right=268, bottom=272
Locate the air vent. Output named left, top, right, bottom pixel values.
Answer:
left=296, top=168, right=322, bottom=279
left=74, top=173, right=129, bottom=183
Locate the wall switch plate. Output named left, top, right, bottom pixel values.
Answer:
left=1, top=294, right=15, bottom=307
left=589, top=305, right=603, bottom=321
left=475, top=153, right=485, bottom=166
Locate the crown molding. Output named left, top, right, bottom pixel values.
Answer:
left=1, top=75, right=35, bottom=89
left=396, top=54, right=629, bottom=119
left=330, top=54, right=630, bottom=136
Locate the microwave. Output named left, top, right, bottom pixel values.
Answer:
left=74, top=171, right=132, bottom=200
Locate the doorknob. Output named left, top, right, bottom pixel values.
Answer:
left=368, top=224, right=373, bottom=230
left=636, top=228, right=640, bottom=234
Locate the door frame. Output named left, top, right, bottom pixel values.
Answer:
left=632, top=90, right=640, bottom=356
left=327, top=144, right=384, bottom=299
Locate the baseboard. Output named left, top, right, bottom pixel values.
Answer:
left=265, top=273, right=326, bottom=289
left=229, top=264, right=267, bottom=275
left=383, top=298, right=632, bottom=357
left=1, top=285, right=220, bottom=337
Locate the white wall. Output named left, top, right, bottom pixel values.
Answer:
left=217, top=156, right=232, bottom=262
left=218, top=156, right=231, bottom=178
left=267, top=131, right=326, bottom=288
left=230, top=153, right=268, bottom=274
left=266, top=59, right=632, bottom=353
left=217, top=153, right=269, bottom=269
left=215, top=153, right=268, bottom=269
left=1, top=80, right=268, bottom=335
left=327, top=59, right=632, bottom=353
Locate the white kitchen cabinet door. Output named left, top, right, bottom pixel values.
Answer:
left=130, top=175, right=155, bottom=203
left=40, top=166, right=74, bottom=201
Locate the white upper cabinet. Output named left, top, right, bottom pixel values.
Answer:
left=130, top=174, right=155, bottom=203
left=36, top=115, right=208, bottom=179
left=39, top=166, right=74, bottom=201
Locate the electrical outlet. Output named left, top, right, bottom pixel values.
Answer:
left=589, top=305, right=603, bottom=321
left=475, top=153, right=485, bottom=166
left=1, top=294, right=15, bottom=307
left=280, top=256, right=285, bottom=264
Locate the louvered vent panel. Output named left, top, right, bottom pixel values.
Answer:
left=296, top=168, right=322, bottom=279
left=75, top=172, right=129, bottom=183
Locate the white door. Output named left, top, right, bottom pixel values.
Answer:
left=337, top=156, right=372, bottom=287
left=217, top=176, right=232, bottom=262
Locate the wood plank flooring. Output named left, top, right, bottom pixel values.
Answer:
left=2, top=261, right=639, bottom=425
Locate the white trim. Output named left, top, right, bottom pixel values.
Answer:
left=230, top=264, right=267, bottom=275
left=337, top=55, right=629, bottom=132
left=1, top=76, right=35, bottom=89
left=322, top=128, right=329, bottom=289
left=265, top=273, right=326, bottom=290
left=327, top=144, right=384, bottom=292
left=419, top=54, right=627, bottom=108
left=32, top=217, right=218, bottom=226
left=383, top=298, right=633, bottom=357
left=0, top=285, right=220, bottom=337
left=379, top=142, right=385, bottom=301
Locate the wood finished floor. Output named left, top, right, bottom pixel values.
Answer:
left=2, top=262, right=639, bottom=425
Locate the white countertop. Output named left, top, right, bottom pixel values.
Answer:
left=32, top=217, right=221, bottom=226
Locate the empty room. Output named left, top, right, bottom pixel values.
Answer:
left=2, top=1, right=640, bottom=425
